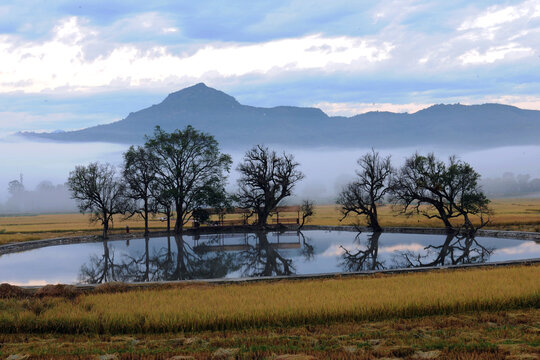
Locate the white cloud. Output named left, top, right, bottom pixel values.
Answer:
left=162, top=27, right=179, bottom=34
left=0, top=111, right=115, bottom=136
left=0, top=17, right=394, bottom=93
left=380, top=243, right=425, bottom=253
left=314, top=101, right=432, bottom=116
left=314, top=95, right=540, bottom=117
left=459, top=43, right=534, bottom=64
left=463, top=95, right=540, bottom=110
left=459, top=1, right=540, bottom=30
left=496, top=242, right=540, bottom=255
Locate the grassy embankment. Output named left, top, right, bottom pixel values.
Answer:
left=0, top=198, right=539, bottom=245
left=0, top=265, right=539, bottom=358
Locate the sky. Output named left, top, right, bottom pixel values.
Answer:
left=0, top=0, right=540, bottom=135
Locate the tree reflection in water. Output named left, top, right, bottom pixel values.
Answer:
left=78, top=230, right=493, bottom=283
left=79, top=240, right=119, bottom=283
left=340, top=232, right=384, bottom=271
left=79, top=234, right=238, bottom=284
left=340, top=232, right=494, bottom=271
left=397, top=233, right=494, bottom=267
left=237, top=232, right=295, bottom=277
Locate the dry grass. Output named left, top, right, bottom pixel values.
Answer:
left=0, top=198, right=538, bottom=245
left=306, top=199, right=540, bottom=232
left=0, top=308, right=538, bottom=358
left=0, top=265, right=538, bottom=335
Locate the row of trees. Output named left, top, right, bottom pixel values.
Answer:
left=68, top=126, right=305, bottom=238
left=1, top=179, right=76, bottom=214
left=337, top=150, right=491, bottom=234
left=68, top=125, right=490, bottom=238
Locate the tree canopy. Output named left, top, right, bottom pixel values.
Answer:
left=236, top=145, right=304, bottom=227
left=145, top=125, right=232, bottom=233
left=67, top=162, right=126, bottom=238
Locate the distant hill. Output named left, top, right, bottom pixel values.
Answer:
left=22, top=83, right=540, bottom=149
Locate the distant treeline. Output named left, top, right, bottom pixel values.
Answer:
left=2, top=173, right=538, bottom=216
left=481, top=173, right=540, bottom=197
left=0, top=180, right=77, bottom=215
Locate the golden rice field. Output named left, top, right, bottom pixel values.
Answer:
left=1, top=265, right=539, bottom=334
left=0, top=198, right=539, bottom=245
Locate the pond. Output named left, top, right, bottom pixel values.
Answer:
left=0, top=230, right=539, bottom=285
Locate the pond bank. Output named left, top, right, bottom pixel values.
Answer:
left=1, top=224, right=538, bottom=256
left=0, top=225, right=538, bottom=291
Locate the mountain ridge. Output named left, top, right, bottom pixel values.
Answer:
left=21, top=83, right=540, bottom=149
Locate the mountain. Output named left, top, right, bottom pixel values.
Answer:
left=22, top=83, right=540, bottom=149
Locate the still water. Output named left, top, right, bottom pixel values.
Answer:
left=0, top=230, right=539, bottom=285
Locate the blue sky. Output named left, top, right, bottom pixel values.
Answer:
left=1, top=0, right=540, bottom=134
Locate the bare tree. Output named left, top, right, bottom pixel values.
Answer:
left=67, top=162, right=126, bottom=238
left=145, top=126, right=232, bottom=233
left=236, top=145, right=304, bottom=227
left=298, top=199, right=315, bottom=229
left=337, top=150, right=393, bottom=232
left=123, top=145, right=158, bottom=236
left=391, top=153, right=490, bottom=234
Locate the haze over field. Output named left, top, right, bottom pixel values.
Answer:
left=1, top=1, right=539, bottom=211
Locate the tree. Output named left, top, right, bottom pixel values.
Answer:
left=145, top=126, right=232, bottom=233
left=123, top=145, right=158, bottom=236
left=298, top=199, right=315, bottom=229
left=151, top=181, right=175, bottom=233
left=67, top=162, right=126, bottom=238
left=391, top=153, right=490, bottom=234
left=337, top=150, right=393, bottom=232
left=8, top=179, right=24, bottom=196
left=236, top=145, right=304, bottom=227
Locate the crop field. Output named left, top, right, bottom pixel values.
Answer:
left=0, top=265, right=539, bottom=358
left=0, top=266, right=538, bottom=333
left=0, top=198, right=539, bottom=245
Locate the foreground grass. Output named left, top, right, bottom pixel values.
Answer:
left=0, top=308, right=539, bottom=359
left=0, top=198, right=539, bottom=245
left=1, top=265, right=539, bottom=335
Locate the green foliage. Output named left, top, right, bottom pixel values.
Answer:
left=145, top=125, right=232, bottom=232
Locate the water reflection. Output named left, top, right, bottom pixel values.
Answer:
left=71, top=230, right=533, bottom=284
left=237, top=232, right=295, bottom=277
left=340, top=232, right=494, bottom=271
left=340, top=232, right=384, bottom=271
left=79, top=235, right=238, bottom=283
left=79, top=231, right=313, bottom=283
left=396, top=233, right=494, bottom=268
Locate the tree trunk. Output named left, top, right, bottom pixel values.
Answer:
left=143, top=201, right=149, bottom=236
left=369, top=214, right=382, bottom=232
left=257, top=210, right=269, bottom=228
left=435, top=206, right=453, bottom=232
left=166, top=209, right=171, bottom=233
left=103, top=216, right=109, bottom=239
left=174, top=202, right=183, bottom=234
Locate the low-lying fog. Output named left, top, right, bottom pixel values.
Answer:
left=1, top=136, right=539, bottom=213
